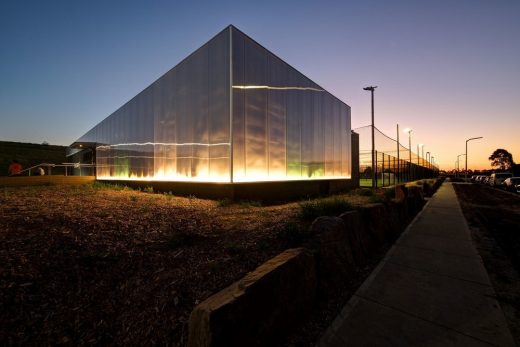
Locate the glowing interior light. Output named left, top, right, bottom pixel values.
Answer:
left=232, top=85, right=324, bottom=92
left=98, top=174, right=232, bottom=183
left=97, top=142, right=230, bottom=150
left=232, top=174, right=351, bottom=183
left=97, top=173, right=351, bottom=183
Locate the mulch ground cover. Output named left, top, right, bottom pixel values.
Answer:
left=0, top=183, right=372, bottom=346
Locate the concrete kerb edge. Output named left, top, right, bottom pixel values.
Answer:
left=316, top=181, right=443, bottom=345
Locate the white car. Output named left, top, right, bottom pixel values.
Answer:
left=489, top=172, right=512, bottom=187
left=503, top=177, right=520, bottom=193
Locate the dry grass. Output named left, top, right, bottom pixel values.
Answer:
left=0, top=183, right=371, bottom=346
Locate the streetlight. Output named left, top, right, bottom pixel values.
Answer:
left=418, top=143, right=424, bottom=166
left=420, top=144, right=425, bottom=166
left=465, top=137, right=483, bottom=180
left=396, top=124, right=400, bottom=183
left=364, top=86, right=377, bottom=187
left=403, top=128, right=412, bottom=180
left=456, top=154, right=466, bottom=177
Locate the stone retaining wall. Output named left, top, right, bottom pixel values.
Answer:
left=188, top=248, right=316, bottom=347
left=188, top=178, right=444, bottom=347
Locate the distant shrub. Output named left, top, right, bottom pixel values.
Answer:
left=239, top=200, right=262, bottom=207
left=277, top=222, right=309, bottom=247
left=92, top=182, right=127, bottom=191
left=355, top=188, right=374, bottom=196
left=383, top=188, right=395, bottom=200
left=217, top=198, right=233, bottom=207
left=368, top=194, right=384, bottom=203
left=144, top=186, right=154, bottom=193
left=299, top=196, right=353, bottom=221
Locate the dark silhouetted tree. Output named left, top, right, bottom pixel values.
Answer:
left=488, top=149, right=515, bottom=170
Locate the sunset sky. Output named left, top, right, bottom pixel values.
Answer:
left=1, top=0, right=519, bottom=170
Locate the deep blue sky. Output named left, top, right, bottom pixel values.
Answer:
left=1, top=0, right=519, bottom=169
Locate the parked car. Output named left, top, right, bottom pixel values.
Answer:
left=503, top=177, right=520, bottom=193
left=476, top=175, right=488, bottom=184
left=489, top=172, right=512, bottom=187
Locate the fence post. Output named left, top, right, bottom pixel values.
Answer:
left=375, top=150, right=378, bottom=188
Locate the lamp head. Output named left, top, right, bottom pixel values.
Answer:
left=363, top=86, right=377, bottom=91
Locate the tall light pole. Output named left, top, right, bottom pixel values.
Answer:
left=404, top=128, right=412, bottom=180
left=420, top=144, right=424, bottom=166
left=364, top=86, right=377, bottom=187
left=456, top=154, right=465, bottom=177
left=396, top=124, right=400, bottom=183
left=465, top=136, right=483, bottom=180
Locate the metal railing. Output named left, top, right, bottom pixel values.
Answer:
left=17, top=163, right=96, bottom=177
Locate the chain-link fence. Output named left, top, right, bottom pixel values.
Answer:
left=354, top=125, right=439, bottom=187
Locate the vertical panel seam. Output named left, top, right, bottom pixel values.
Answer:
left=229, top=26, right=234, bottom=183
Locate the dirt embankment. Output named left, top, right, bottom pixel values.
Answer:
left=454, top=184, right=520, bottom=344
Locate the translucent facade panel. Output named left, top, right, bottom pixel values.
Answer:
left=76, top=27, right=231, bottom=182
left=231, top=28, right=351, bottom=181
left=231, top=31, right=246, bottom=180
left=208, top=32, right=232, bottom=178
left=244, top=40, right=268, bottom=178
left=267, top=56, right=287, bottom=177
left=286, top=69, right=302, bottom=177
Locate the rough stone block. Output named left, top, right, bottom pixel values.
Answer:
left=359, top=203, right=388, bottom=246
left=394, top=199, right=409, bottom=232
left=384, top=201, right=403, bottom=240
left=188, top=248, right=316, bottom=347
left=395, top=185, right=407, bottom=202
left=309, top=217, right=355, bottom=289
left=406, top=195, right=418, bottom=218
left=339, top=211, right=368, bottom=267
left=422, top=182, right=433, bottom=197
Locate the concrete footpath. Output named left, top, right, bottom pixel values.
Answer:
left=318, top=183, right=516, bottom=346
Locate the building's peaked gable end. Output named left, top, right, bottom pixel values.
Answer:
left=70, top=25, right=351, bottom=185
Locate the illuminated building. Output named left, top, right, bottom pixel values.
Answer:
left=69, top=26, right=353, bottom=194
